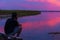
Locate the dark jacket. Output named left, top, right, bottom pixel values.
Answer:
left=4, top=18, right=19, bottom=35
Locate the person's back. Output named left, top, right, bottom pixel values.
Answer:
left=4, top=18, right=19, bottom=35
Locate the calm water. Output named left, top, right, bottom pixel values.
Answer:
left=0, top=12, right=60, bottom=40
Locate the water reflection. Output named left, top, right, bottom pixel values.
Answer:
left=0, top=12, right=60, bottom=40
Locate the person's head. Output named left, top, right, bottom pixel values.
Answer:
left=12, top=12, right=17, bottom=20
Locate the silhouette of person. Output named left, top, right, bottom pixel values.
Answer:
left=0, top=33, right=8, bottom=40
left=4, top=12, right=22, bottom=37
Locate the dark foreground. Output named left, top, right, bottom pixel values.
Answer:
left=0, top=33, right=23, bottom=40
left=8, top=37, right=23, bottom=40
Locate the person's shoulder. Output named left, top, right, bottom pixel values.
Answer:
left=7, top=18, right=12, bottom=21
left=19, top=24, right=22, bottom=26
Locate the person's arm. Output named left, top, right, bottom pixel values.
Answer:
left=5, top=19, right=10, bottom=27
left=19, top=24, right=22, bottom=28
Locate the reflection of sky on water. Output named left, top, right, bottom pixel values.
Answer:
left=0, top=12, right=60, bottom=40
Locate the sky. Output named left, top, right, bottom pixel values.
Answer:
left=0, top=0, right=60, bottom=10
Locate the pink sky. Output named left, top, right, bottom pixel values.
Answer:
left=26, top=0, right=60, bottom=6
left=0, top=0, right=60, bottom=10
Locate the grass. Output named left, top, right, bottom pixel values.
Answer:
left=0, top=10, right=40, bottom=17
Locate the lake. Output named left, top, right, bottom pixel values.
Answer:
left=0, top=12, right=60, bottom=40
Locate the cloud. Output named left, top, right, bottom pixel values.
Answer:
left=0, top=0, right=60, bottom=10
left=26, top=0, right=60, bottom=6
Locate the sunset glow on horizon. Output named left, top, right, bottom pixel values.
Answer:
left=26, top=0, right=60, bottom=6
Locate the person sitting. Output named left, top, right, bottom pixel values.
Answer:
left=4, top=12, right=22, bottom=37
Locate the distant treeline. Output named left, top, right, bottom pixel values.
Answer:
left=0, top=10, right=40, bottom=17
